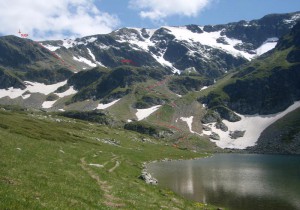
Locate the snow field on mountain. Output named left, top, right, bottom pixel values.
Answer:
left=73, top=56, right=97, bottom=67
left=165, top=26, right=264, bottom=60
left=203, top=101, right=300, bottom=149
left=41, top=86, right=77, bottom=108
left=96, top=99, right=121, bottom=110
left=0, top=81, right=67, bottom=99
left=0, top=81, right=78, bottom=109
left=115, top=26, right=277, bottom=74
left=136, top=105, right=161, bottom=121
left=41, top=44, right=61, bottom=51
left=256, top=38, right=278, bottom=56
left=42, top=101, right=57, bottom=109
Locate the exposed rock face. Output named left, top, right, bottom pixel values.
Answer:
left=199, top=21, right=300, bottom=120
left=230, top=130, right=246, bottom=139
left=35, top=12, right=299, bottom=79
left=215, top=121, right=228, bottom=132
left=202, top=125, right=212, bottom=131
left=210, top=132, right=220, bottom=140
left=201, top=111, right=221, bottom=124
left=224, top=65, right=300, bottom=115
left=213, top=106, right=241, bottom=122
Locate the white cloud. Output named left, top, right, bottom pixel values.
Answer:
left=129, top=0, right=213, bottom=21
left=0, top=0, right=120, bottom=40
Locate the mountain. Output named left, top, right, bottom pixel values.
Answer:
left=40, top=12, right=300, bottom=78
left=0, top=12, right=300, bottom=154
left=0, top=35, right=74, bottom=85
left=201, top=20, right=300, bottom=115
left=199, top=20, right=300, bottom=153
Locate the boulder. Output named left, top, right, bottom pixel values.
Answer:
left=210, top=132, right=220, bottom=140
left=215, top=121, right=228, bottom=132
left=201, top=111, right=221, bottom=124
left=139, top=171, right=158, bottom=185
left=230, top=130, right=246, bottom=139
left=202, top=125, right=211, bottom=131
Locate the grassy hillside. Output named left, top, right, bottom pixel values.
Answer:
left=0, top=107, right=222, bottom=209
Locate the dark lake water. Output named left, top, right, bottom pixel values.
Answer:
left=147, top=154, right=300, bottom=210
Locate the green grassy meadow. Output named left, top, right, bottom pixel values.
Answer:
left=0, top=108, right=222, bottom=209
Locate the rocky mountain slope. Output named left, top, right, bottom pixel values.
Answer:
left=0, top=11, right=299, bottom=154
left=40, top=12, right=300, bottom=77
left=198, top=20, right=300, bottom=152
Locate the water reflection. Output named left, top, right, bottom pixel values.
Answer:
left=147, top=154, right=300, bottom=210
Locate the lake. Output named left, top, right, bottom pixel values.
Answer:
left=147, top=154, right=300, bottom=210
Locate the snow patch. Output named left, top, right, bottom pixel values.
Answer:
left=73, top=56, right=96, bottom=67
left=256, top=38, right=278, bottom=56
left=200, top=86, right=208, bottom=91
left=204, top=101, right=300, bottom=149
left=42, top=100, right=57, bottom=109
left=164, top=26, right=254, bottom=60
left=62, top=39, right=75, bottom=49
left=0, top=81, right=67, bottom=99
left=152, top=52, right=181, bottom=74
left=284, top=14, right=300, bottom=25
left=41, top=44, right=60, bottom=51
left=136, top=105, right=161, bottom=121
left=180, top=116, right=194, bottom=133
left=87, top=48, right=106, bottom=67
left=96, top=99, right=120, bottom=110
left=87, top=37, right=97, bottom=43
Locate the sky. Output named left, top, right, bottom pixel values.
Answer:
left=0, top=0, right=299, bottom=40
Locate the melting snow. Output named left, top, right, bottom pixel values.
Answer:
left=136, top=105, right=161, bottom=121
left=42, top=100, right=57, bottom=109
left=283, top=14, right=300, bottom=25
left=62, top=39, right=75, bottom=49
left=41, top=44, right=61, bottom=51
left=96, top=99, right=120, bottom=110
left=152, top=52, right=181, bottom=74
left=87, top=48, right=106, bottom=67
left=0, top=81, right=67, bottom=99
left=204, top=101, right=300, bottom=149
left=87, top=37, right=97, bottom=43
left=201, top=86, right=208, bottom=91
left=180, top=116, right=195, bottom=133
left=256, top=38, right=278, bottom=56
left=164, top=26, right=254, bottom=60
left=73, top=56, right=96, bottom=67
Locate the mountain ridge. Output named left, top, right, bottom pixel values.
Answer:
left=0, top=11, right=300, bottom=154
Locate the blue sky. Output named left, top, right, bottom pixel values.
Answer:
left=100, top=0, right=300, bottom=28
left=0, top=0, right=299, bottom=40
